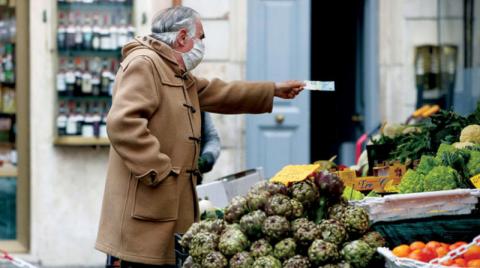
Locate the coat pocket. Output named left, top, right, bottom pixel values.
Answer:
left=131, top=167, right=180, bottom=221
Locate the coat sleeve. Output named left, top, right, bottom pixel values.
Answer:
left=195, top=77, right=275, bottom=114
left=107, top=56, right=172, bottom=187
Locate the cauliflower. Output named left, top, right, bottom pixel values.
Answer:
left=382, top=123, right=405, bottom=139
left=399, top=170, right=424, bottom=193
left=416, top=155, right=438, bottom=175
left=402, top=126, right=421, bottom=135
left=453, top=142, right=477, bottom=149
left=467, top=150, right=480, bottom=177
left=423, top=166, right=459, bottom=192
left=460, top=124, right=480, bottom=144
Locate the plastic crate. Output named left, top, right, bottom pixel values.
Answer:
left=378, top=234, right=480, bottom=268
left=174, top=233, right=188, bottom=268
left=352, top=189, right=480, bottom=223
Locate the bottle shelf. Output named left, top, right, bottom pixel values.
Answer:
left=54, top=136, right=110, bottom=146
left=0, top=82, right=15, bottom=88
left=58, top=1, right=133, bottom=11
left=58, top=95, right=111, bottom=101
left=58, top=49, right=121, bottom=58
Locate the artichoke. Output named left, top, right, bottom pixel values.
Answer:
left=273, top=237, right=297, bottom=261
left=249, top=181, right=269, bottom=195
left=265, top=181, right=289, bottom=195
left=262, top=215, right=290, bottom=241
left=319, top=263, right=352, bottom=268
left=313, top=172, right=345, bottom=201
left=290, top=198, right=304, bottom=219
left=328, top=201, right=348, bottom=221
left=283, top=255, right=311, bottom=268
left=308, top=239, right=340, bottom=265
left=218, top=226, right=250, bottom=256
left=293, top=219, right=321, bottom=246
left=229, top=251, right=255, bottom=268
left=265, top=194, right=293, bottom=217
left=289, top=180, right=319, bottom=207
left=224, top=196, right=249, bottom=223
left=180, top=222, right=204, bottom=248
left=250, top=239, right=273, bottom=258
left=203, top=219, right=226, bottom=235
left=342, top=206, right=370, bottom=236
left=239, top=210, right=267, bottom=238
left=291, top=218, right=310, bottom=233
left=361, top=231, right=386, bottom=248
left=341, top=240, right=375, bottom=268
left=318, top=219, right=347, bottom=245
left=182, top=256, right=201, bottom=268
left=202, top=251, right=228, bottom=268
left=246, top=191, right=270, bottom=211
left=189, top=232, right=219, bottom=261
left=252, top=256, right=282, bottom=268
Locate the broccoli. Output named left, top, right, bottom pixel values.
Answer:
left=423, top=166, right=459, bottom=192
left=416, top=155, right=438, bottom=175
left=467, top=150, right=480, bottom=177
left=399, top=170, right=424, bottom=193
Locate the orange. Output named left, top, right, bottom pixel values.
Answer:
left=467, top=259, right=480, bottom=268
left=408, top=249, right=427, bottom=262
left=436, top=246, right=450, bottom=258
left=392, top=244, right=411, bottom=257
left=442, top=259, right=454, bottom=266
left=450, top=242, right=468, bottom=251
left=453, top=258, right=466, bottom=267
left=410, top=241, right=426, bottom=251
left=464, top=245, right=480, bottom=261
left=426, top=241, right=441, bottom=250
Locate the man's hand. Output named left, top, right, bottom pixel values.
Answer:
left=274, top=80, right=305, bottom=99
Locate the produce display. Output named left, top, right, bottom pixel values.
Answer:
left=180, top=172, right=386, bottom=268
left=373, top=105, right=480, bottom=163
left=390, top=240, right=480, bottom=267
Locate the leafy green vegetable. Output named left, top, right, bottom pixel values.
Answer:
left=342, top=186, right=365, bottom=201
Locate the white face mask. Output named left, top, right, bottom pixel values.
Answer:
left=180, top=38, right=205, bottom=72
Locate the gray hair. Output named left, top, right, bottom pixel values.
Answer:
left=151, top=6, right=200, bottom=46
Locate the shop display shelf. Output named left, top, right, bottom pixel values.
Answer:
left=58, top=49, right=121, bottom=58
left=58, top=1, right=133, bottom=11
left=54, top=136, right=109, bottom=146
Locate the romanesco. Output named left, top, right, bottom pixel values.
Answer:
left=416, top=155, right=438, bottom=175
left=398, top=170, right=424, bottom=193
left=435, top=144, right=456, bottom=162
left=467, top=150, right=480, bottom=177
left=423, top=166, right=459, bottom=192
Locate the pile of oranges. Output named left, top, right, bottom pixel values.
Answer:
left=392, top=241, right=480, bottom=267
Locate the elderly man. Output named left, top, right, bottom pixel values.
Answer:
left=95, top=6, right=304, bottom=267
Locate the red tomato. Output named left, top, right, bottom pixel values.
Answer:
left=420, top=247, right=436, bottom=262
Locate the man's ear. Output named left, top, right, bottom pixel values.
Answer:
left=176, top=29, right=188, bottom=47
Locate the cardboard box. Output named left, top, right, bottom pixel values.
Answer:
left=196, top=168, right=264, bottom=208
